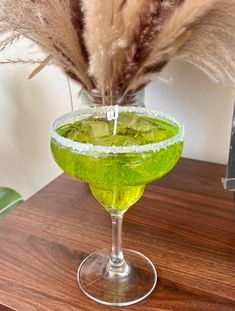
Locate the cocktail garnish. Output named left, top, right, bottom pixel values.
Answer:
left=107, top=105, right=119, bottom=136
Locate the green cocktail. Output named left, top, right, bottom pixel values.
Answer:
left=51, top=111, right=183, bottom=214
left=50, top=106, right=184, bottom=307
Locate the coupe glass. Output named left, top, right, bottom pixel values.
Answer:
left=51, top=106, right=184, bottom=306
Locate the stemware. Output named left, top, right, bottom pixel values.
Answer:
left=51, top=106, right=184, bottom=306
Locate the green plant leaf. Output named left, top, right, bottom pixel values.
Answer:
left=0, top=187, right=24, bottom=218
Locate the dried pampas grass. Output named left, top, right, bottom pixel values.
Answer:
left=177, top=0, right=235, bottom=90
left=116, top=0, right=179, bottom=93
left=126, top=0, right=220, bottom=92
left=0, top=0, right=93, bottom=90
left=0, top=0, right=235, bottom=101
left=81, top=0, right=123, bottom=92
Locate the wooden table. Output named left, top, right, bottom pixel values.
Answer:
left=0, top=158, right=235, bottom=311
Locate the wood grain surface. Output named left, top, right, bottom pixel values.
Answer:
left=0, top=158, right=235, bottom=311
left=0, top=306, right=16, bottom=311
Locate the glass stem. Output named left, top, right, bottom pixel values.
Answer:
left=109, top=214, right=127, bottom=274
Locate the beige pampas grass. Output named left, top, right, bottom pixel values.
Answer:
left=82, top=0, right=124, bottom=93
left=69, top=0, right=89, bottom=63
left=122, top=0, right=147, bottom=39
left=28, top=55, right=53, bottom=80
left=126, top=0, right=220, bottom=93
left=0, top=0, right=93, bottom=90
left=177, top=0, right=235, bottom=89
left=117, top=0, right=182, bottom=92
left=111, top=0, right=147, bottom=92
left=0, top=0, right=235, bottom=101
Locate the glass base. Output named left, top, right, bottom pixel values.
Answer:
left=77, top=248, right=157, bottom=307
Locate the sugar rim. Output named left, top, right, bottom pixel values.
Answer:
left=51, top=106, right=184, bottom=154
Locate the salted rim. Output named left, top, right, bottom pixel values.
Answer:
left=51, top=106, right=184, bottom=154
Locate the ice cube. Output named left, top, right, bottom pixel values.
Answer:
left=90, top=135, right=139, bottom=147
left=89, top=137, right=109, bottom=146
left=118, top=112, right=138, bottom=127
left=66, top=129, right=80, bottom=141
left=117, top=126, right=139, bottom=138
left=57, top=124, right=75, bottom=137
left=109, top=135, right=139, bottom=146
left=122, top=137, right=139, bottom=146
left=79, top=119, right=92, bottom=136
left=89, top=120, right=109, bottom=138
left=144, top=129, right=167, bottom=144
left=66, top=128, right=89, bottom=143
left=131, top=118, right=155, bottom=132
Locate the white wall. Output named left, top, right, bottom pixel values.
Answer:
left=0, top=65, right=70, bottom=199
left=0, top=43, right=233, bottom=199
left=146, top=60, right=234, bottom=164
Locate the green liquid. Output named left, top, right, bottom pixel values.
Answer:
left=51, top=112, right=183, bottom=213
